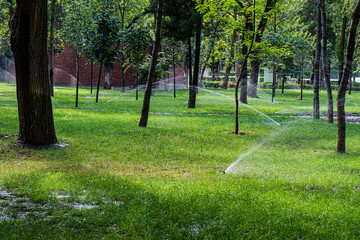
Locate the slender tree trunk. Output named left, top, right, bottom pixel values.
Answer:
left=188, top=20, right=202, bottom=109
left=337, top=0, right=360, bottom=153
left=281, top=75, right=285, bottom=94
left=96, top=60, right=103, bottom=103
left=300, top=59, right=304, bottom=100
left=313, top=3, right=321, bottom=119
left=139, top=0, right=163, bottom=127
left=200, top=48, right=212, bottom=82
left=75, top=51, right=79, bottom=108
left=10, top=0, right=57, bottom=145
left=90, top=59, right=93, bottom=93
left=49, top=0, right=56, bottom=97
left=338, top=5, right=348, bottom=85
left=272, top=67, right=276, bottom=102
left=320, top=0, right=333, bottom=123
left=173, top=49, right=176, bottom=98
left=223, top=29, right=237, bottom=90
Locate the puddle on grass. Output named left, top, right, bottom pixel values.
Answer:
left=0, top=188, right=100, bottom=222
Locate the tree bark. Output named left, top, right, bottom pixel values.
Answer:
left=338, top=5, right=348, bottom=85
left=75, top=51, right=79, bottom=108
left=337, top=0, right=360, bottom=153
left=10, top=0, right=57, bottom=145
left=104, top=67, right=111, bottom=89
left=313, top=3, right=321, bottom=119
left=139, top=0, right=163, bottom=127
left=49, top=0, right=56, bottom=97
left=272, top=67, right=276, bottom=102
left=188, top=18, right=202, bottom=109
left=320, top=0, right=333, bottom=123
left=96, top=60, right=103, bottom=103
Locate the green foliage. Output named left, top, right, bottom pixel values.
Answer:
left=0, top=4, right=11, bottom=59
left=60, top=0, right=96, bottom=54
left=124, top=25, right=150, bottom=71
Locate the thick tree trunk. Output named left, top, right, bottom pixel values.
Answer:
left=138, top=0, right=163, bottom=127
left=337, top=0, right=360, bottom=153
left=188, top=20, right=202, bottom=109
left=248, top=60, right=261, bottom=98
left=10, top=0, right=57, bottom=145
left=320, top=0, right=333, bottom=123
left=239, top=13, right=253, bottom=104
left=104, top=67, right=111, bottom=89
left=248, top=0, right=277, bottom=98
left=313, top=4, right=321, bottom=119
left=49, top=0, right=55, bottom=97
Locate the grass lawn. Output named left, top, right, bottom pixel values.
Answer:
left=0, top=82, right=360, bottom=239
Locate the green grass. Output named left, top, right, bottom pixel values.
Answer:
left=0, top=82, right=360, bottom=239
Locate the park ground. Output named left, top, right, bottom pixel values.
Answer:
left=0, top=82, right=360, bottom=239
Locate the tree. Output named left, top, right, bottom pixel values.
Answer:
left=60, top=0, right=95, bottom=107
left=10, top=0, right=57, bottom=145
left=139, top=0, right=164, bottom=127
left=313, top=0, right=321, bottom=119
left=337, top=0, right=360, bottom=153
left=124, top=25, right=150, bottom=100
left=320, top=0, right=334, bottom=123
left=161, top=0, right=203, bottom=108
left=248, top=0, right=278, bottom=98
left=86, top=3, right=121, bottom=102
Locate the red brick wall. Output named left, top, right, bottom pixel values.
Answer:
left=53, top=45, right=185, bottom=88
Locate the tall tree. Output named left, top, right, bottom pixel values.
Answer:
left=320, top=0, right=333, bottom=123
left=248, top=0, right=278, bottom=98
left=139, top=0, right=163, bottom=127
left=337, top=0, right=360, bottom=153
left=10, top=0, right=57, bottom=145
left=313, top=1, right=321, bottom=119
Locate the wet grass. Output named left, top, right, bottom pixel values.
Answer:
left=0, top=82, right=360, bottom=239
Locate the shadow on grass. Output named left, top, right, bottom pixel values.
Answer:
left=1, top=168, right=360, bottom=239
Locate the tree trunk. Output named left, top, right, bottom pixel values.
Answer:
left=104, top=67, right=111, bottom=89
left=338, top=5, right=348, bottom=85
left=337, top=0, right=360, bottom=153
left=188, top=20, right=202, bottom=109
left=139, top=0, right=163, bottom=127
left=248, top=60, right=261, bottom=98
left=49, top=0, right=56, bottom=97
left=96, top=60, right=103, bottom=103
left=320, top=0, right=333, bottom=123
left=248, top=0, right=277, bottom=98
left=313, top=3, right=321, bottom=119
left=239, top=13, right=253, bottom=104
left=90, top=59, right=93, bottom=93
left=272, top=67, right=276, bottom=102
left=173, top=48, right=176, bottom=98
left=10, top=0, right=57, bottom=145
left=75, top=51, right=79, bottom=108
left=223, top=29, right=237, bottom=90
